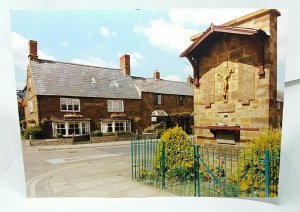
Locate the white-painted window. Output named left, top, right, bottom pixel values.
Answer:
left=81, top=122, right=90, bottom=135
left=52, top=121, right=90, bottom=137
left=107, top=100, right=124, bottom=112
left=155, top=94, right=162, bottom=105
left=100, top=120, right=131, bottom=133
left=27, top=100, right=33, bottom=112
left=55, top=122, right=66, bottom=135
left=60, top=98, right=80, bottom=112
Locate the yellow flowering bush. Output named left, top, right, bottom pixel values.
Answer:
left=153, top=126, right=194, bottom=180
left=236, top=129, right=281, bottom=197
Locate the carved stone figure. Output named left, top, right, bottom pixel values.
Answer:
left=218, top=69, right=234, bottom=98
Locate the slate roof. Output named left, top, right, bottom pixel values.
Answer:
left=30, top=59, right=141, bottom=99
left=151, top=110, right=168, bottom=117
left=132, top=77, right=193, bottom=96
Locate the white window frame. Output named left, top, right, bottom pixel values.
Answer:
left=100, top=120, right=131, bottom=133
left=107, top=100, right=124, bottom=112
left=156, top=94, right=162, bottom=105
left=52, top=121, right=90, bottom=137
left=60, top=98, right=80, bottom=112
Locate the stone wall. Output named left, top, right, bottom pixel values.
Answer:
left=91, top=135, right=133, bottom=143
left=192, top=10, right=280, bottom=145
left=24, top=65, right=39, bottom=127
left=29, top=135, right=134, bottom=146
left=30, top=138, right=73, bottom=146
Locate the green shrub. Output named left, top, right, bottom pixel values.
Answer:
left=24, top=125, right=43, bottom=139
left=156, top=129, right=165, bottom=139
left=103, top=132, right=115, bottom=136
left=91, top=130, right=103, bottom=137
left=116, top=131, right=135, bottom=137
left=236, top=129, right=281, bottom=197
left=56, top=133, right=64, bottom=138
left=153, top=126, right=194, bottom=180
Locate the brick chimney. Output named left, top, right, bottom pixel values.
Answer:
left=153, top=70, right=160, bottom=80
left=28, top=40, right=38, bottom=60
left=120, top=54, right=130, bottom=76
left=187, top=75, right=194, bottom=84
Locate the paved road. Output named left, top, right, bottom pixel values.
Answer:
left=22, top=141, right=175, bottom=197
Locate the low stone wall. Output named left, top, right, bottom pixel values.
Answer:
left=28, top=135, right=135, bottom=146
left=30, top=138, right=73, bottom=146
left=91, top=135, right=132, bottom=143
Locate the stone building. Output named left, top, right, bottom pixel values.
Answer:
left=180, top=9, right=282, bottom=145
left=24, top=40, right=193, bottom=138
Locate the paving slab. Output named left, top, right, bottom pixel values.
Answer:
left=27, top=153, right=176, bottom=197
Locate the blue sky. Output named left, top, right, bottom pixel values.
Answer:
left=11, top=9, right=286, bottom=91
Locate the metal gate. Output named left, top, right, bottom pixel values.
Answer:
left=131, top=138, right=280, bottom=197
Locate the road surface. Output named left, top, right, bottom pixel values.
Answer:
left=22, top=141, right=175, bottom=197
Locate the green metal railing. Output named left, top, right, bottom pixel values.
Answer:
left=131, top=138, right=280, bottom=197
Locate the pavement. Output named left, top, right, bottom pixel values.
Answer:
left=22, top=140, right=131, bottom=151
left=23, top=140, right=176, bottom=198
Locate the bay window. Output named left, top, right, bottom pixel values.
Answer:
left=101, top=120, right=131, bottom=133
left=52, top=121, right=90, bottom=137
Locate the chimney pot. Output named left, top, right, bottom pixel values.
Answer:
left=28, top=40, right=38, bottom=60
left=120, top=54, right=130, bottom=76
left=153, top=70, right=160, bottom=80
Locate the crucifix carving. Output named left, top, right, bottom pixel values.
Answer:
left=218, top=69, right=234, bottom=99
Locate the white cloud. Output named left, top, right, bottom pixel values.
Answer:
left=134, top=9, right=260, bottom=53
left=168, top=9, right=257, bottom=26
left=70, top=55, right=117, bottom=68
left=61, top=40, right=68, bottom=47
left=135, top=20, right=196, bottom=52
left=11, top=32, right=28, bottom=72
left=117, top=52, right=146, bottom=68
left=99, top=27, right=117, bottom=37
left=11, top=32, right=55, bottom=71
left=38, top=50, right=55, bottom=60
left=162, top=74, right=181, bottom=82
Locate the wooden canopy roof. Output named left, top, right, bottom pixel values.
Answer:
left=180, top=24, right=268, bottom=58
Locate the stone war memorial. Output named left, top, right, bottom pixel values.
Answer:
left=181, top=9, right=282, bottom=146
